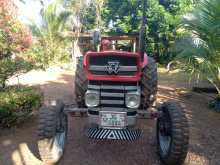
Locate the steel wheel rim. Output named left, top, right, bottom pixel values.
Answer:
left=56, top=130, right=66, bottom=150
left=158, top=115, right=172, bottom=156
left=52, top=115, right=67, bottom=160
left=159, top=131, right=171, bottom=156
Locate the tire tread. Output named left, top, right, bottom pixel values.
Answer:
left=37, top=101, right=66, bottom=164
left=157, top=102, right=189, bottom=165
left=141, top=57, right=158, bottom=108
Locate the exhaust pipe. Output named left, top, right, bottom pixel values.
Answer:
left=139, top=0, right=147, bottom=61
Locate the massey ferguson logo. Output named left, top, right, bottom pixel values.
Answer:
left=106, top=61, right=120, bottom=74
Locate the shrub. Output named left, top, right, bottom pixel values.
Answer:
left=0, top=0, right=32, bottom=55
left=0, top=0, right=34, bottom=89
left=0, top=57, right=34, bottom=88
left=0, top=87, right=41, bottom=127
left=0, top=1, right=41, bottom=128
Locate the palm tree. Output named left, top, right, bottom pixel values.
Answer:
left=175, top=0, right=220, bottom=95
left=61, top=0, right=91, bottom=63
left=30, top=0, right=72, bottom=67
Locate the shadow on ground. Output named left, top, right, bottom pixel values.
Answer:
left=0, top=71, right=220, bottom=165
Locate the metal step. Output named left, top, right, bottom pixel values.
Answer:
left=87, top=128, right=142, bottom=141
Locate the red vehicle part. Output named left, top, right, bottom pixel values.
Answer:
left=83, top=51, right=148, bottom=82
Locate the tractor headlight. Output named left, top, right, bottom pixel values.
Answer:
left=125, top=90, right=141, bottom=109
left=85, top=90, right=99, bottom=107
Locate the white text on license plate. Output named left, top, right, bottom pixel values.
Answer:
left=100, top=112, right=126, bottom=128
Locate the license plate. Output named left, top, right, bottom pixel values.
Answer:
left=100, top=111, right=126, bottom=129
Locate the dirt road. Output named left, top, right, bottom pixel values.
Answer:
left=0, top=69, right=220, bottom=165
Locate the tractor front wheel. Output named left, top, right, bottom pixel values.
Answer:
left=38, top=100, right=68, bottom=164
left=156, top=102, right=189, bottom=165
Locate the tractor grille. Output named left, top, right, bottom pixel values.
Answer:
left=89, top=55, right=138, bottom=76
left=88, top=81, right=139, bottom=108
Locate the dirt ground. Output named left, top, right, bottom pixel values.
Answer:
left=0, top=68, right=220, bottom=165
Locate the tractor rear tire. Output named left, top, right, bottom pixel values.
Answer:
left=141, top=57, right=158, bottom=108
left=38, top=100, right=68, bottom=164
left=156, top=102, right=189, bottom=165
left=75, top=56, right=88, bottom=107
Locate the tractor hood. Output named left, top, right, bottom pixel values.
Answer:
left=83, top=51, right=143, bottom=82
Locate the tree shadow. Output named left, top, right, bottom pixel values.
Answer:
left=158, top=84, right=220, bottom=165
left=0, top=71, right=220, bottom=165
left=0, top=73, right=75, bottom=165
left=0, top=115, right=42, bottom=165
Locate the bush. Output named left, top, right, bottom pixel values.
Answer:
left=0, top=1, right=32, bottom=55
left=0, top=87, right=41, bottom=127
left=0, top=0, right=33, bottom=89
left=0, top=57, right=34, bottom=88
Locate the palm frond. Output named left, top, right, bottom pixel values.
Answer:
left=175, top=0, right=220, bottom=94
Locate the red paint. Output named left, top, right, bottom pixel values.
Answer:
left=84, top=51, right=149, bottom=82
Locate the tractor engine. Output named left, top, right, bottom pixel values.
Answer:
left=83, top=51, right=142, bottom=128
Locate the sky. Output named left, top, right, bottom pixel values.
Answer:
left=14, top=0, right=51, bottom=25
left=14, top=0, right=91, bottom=25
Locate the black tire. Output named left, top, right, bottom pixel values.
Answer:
left=74, top=56, right=88, bottom=107
left=141, top=57, right=158, bottom=108
left=156, top=102, right=189, bottom=165
left=38, top=100, right=68, bottom=164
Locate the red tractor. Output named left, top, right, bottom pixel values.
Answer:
left=37, top=0, right=189, bottom=164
